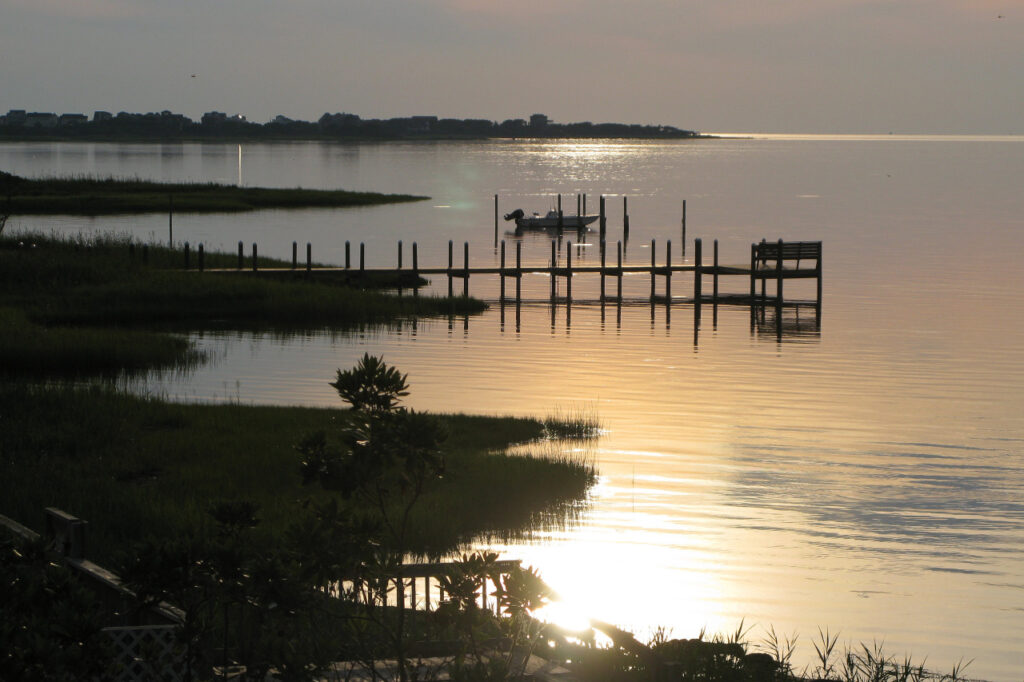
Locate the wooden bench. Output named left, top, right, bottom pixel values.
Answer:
left=749, top=239, right=822, bottom=304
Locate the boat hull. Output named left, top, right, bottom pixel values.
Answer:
left=514, top=215, right=598, bottom=230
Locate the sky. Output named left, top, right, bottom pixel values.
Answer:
left=1, top=0, right=1021, bottom=134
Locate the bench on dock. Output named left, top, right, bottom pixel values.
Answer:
left=749, top=239, right=822, bottom=304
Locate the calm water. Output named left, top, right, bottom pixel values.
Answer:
left=4, top=137, right=1023, bottom=680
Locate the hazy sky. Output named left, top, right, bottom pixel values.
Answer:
left=1, top=0, right=1020, bottom=133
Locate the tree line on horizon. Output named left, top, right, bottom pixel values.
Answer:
left=0, top=109, right=701, bottom=141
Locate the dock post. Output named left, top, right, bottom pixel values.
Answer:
left=500, top=240, right=506, bottom=301
left=816, top=244, right=823, bottom=305
left=599, top=195, right=606, bottom=243
left=360, top=242, right=365, bottom=273
left=412, top=242, right=419, bottom=297
left=776, top=238, right=784, bottom=311
left=306, top=243, right=312, bottom=273
left=582, top=193, right=587, bottom=217
left=292, top=241, right=297, bottom=270
left=198, top=243, right=204, bottom=272
left=576, top=193, right=581, bottom=220
left=448, top=240, right=453, bottom=298
left=237, top=241, right=243, bottom=270
left=557, top=194, right=563, bottom=231
left=616, top=241, right=623, bottom=302
left=494, top=194, right=499, bottom=247
left=345, top=241, right=351, bottom=269
left=623, top=195, right=629, bottom=236
left=713, top=239, right=719, bottom=303
left=183, top=242, right=190, bottom=270
left=252, top=243, right=258, bottom=272
left=666, top=240, right=672, bottom=303
left=694, top=238, right=703, bottom=333
left=566, top=241, right=573, bottom=302
left=550, top=240, right=557, bottom=301
left=463, top=241, right=469, bottom=297
left=681, top=200, right=687, bottom=256
left=398, top=240, right=403, bottom=270
left=650, top=239, right=656, bottom=302
left=600, top=240, right=607, bottom=302
left=516, top=241, right=522, bottom=304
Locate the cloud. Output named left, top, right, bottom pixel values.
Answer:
left=3, top=0, right=150, bottom=20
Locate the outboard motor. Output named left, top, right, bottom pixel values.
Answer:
left=503, top=208, right=525, bottom=222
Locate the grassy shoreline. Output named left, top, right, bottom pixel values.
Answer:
left=0, top=170, right=427, bottom=215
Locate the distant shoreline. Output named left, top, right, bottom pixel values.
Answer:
left=0, top=171, right=426, bottom=216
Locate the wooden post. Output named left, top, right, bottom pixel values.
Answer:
left=600, top=239, right=606, bottom=302
left=776, top=238, right=784, bottom=310
left=398, top=240, right=403, bottom=270
left=816, top=244, right=823, bottom=305
left=359, top=242, right=365, bottom=273
left=494, top=194, right=499, bottom=246
left=599, top=195, right=606, bottom=243
left=345, top=241, right=351, bottom=269
left=516, top=241, right=522, bottom=304
left=198, top=243, right=204, bottom=272
left=306, top=243, right=312, bottom=272
left=582, top=193, right=587, bottom=217
left=694, top=238, right=703, bottom=311
left=183, top=241, right=190, bottom=270
left=650, top=238, right=656, bottom=302
left=252, top=243, right=258, bottom=272
left=292, top=241, right=297, bottom=269
left=237, top=241, right=243, bottom=270
left=681, top=200, right=687, bottom=255
left=617, top=240, right=623, bottom=302
left=760, top=239, right=767, bottom=300
left=666, top=240, right=672, bottom=303
left=550, top=240, right=557, bottom=301
left=412, top=242, right=419, bottom=297
left=566, top=241, right=573, bottom=302
left=750, top=243, right=757, bottom=301
left=448, top=240, right=453, bottom=298
left=623, top=195, right=629, bottom=236
left=576, top=193, right=581, bottom=220
left=557, top=194, right=563, bottom=231
left=713, top=239, right=719, bottom=303
left=463, top=241, right=469, bottom=297
left=500, top=240, right=506, bottom=301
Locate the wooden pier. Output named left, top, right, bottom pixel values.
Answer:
left=196, top=236, right=822, bottom=313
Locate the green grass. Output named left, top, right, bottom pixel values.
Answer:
left=0, top=384, right=596, bottom=563
left=0, top=170, right=427, bottom=215
left=0, top=232, right=485, bottom=373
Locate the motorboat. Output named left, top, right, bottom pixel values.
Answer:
left=503, top=208, right=598, bottom=230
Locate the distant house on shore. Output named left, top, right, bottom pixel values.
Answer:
left=59, top=114, right=88, bottom=126
left=93, top=111, right=112, bottom=122
left=25, top=112, right=59, bottom=128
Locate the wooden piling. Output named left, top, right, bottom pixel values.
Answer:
left=566, top=241, right=573, bottom=302
left=345, top=241, right=351, bottom=269
left=681, top=200, right=687, bottom=254
left=494, top=194, right=498, bottom=246
left=360, top=242, right=365, bottom=272
left=617, top=241, right=623, bottom=302
left=600, top=241, right=607, bottom=302
left=448, top=240, right=453, bottom=298
left=775, top=238, right=784, bottom=311
left=694, top=238, right=703, bottom=311
left=713, top=239, right=719, bottom=303
left=665, top=240, right=672, bottom=302
left=237, top=241, right=243, bottom=270
left=292, top=241, right=297, bottom=269
left=599, top=195, right=606, bottom=242
left=515, top=241, right=522, bottom=304
left=252, top=242, right=258, bottom=272
left=398, top=240, right=403, bottom=270
left=550, top=240, right=556, bottom=301
left=500, top=240, right=506, bottom=301
left=463, top=242, right=469, bottom=297
left=306, top=243, right=311, bottom=273
left=623, top=195, right=630, bottom=235
left=412, top=242, right=419, bottom=296
left=183, top=242, right=190, bottom=269
left=198, top=244, right=204, bottom=272
left=557, top=194, right=563, bottom=231
left=650, top=239, right=656, bottom=302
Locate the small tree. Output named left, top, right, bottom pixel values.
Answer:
left=329, top=352, right=409, bottom=415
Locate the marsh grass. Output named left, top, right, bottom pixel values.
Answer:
left=542, top=404, right=602, bottom=440
left=0, top=232, right=484, bottom=374
left=0, top=385, right=597, bottom=564
left=0, top=170, right=427, bottom=215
